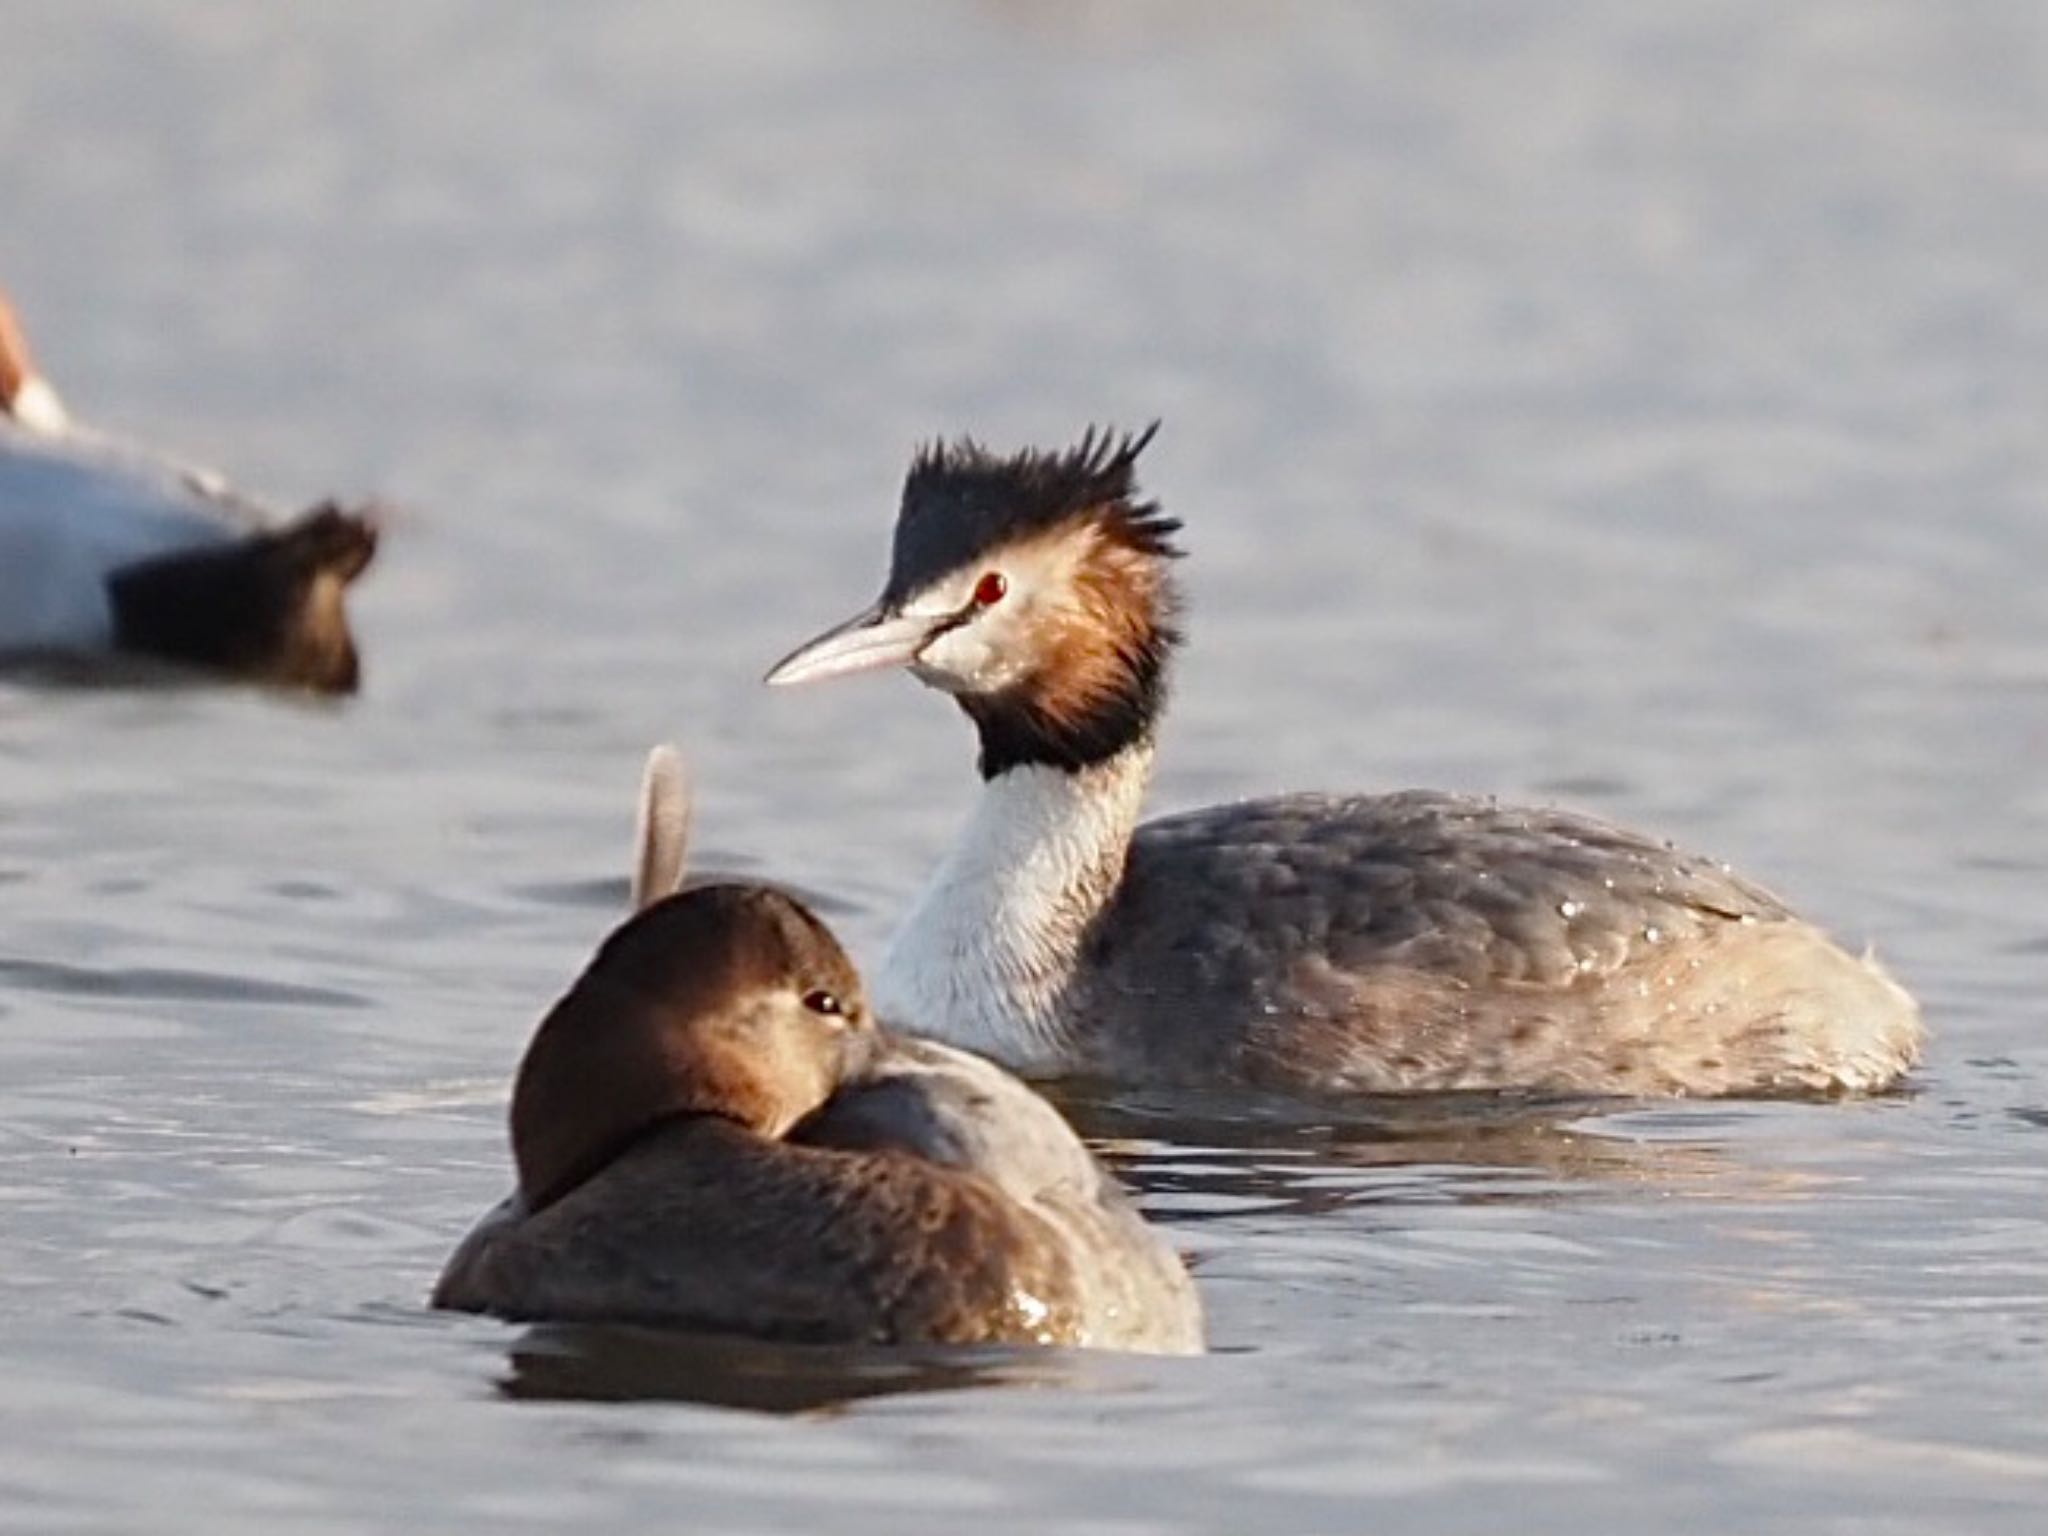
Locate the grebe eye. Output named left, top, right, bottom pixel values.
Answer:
left=972, top=571, right=1008, bottom=607
left=802, top=989, right=844, bottom=1018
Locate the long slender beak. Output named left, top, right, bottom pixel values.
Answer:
left=762, top=602, right=935, bottom=687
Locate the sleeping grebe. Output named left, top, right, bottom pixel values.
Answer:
left=0, top=285, right=376, bottom=693
left=764, top=427, right=1922, bottom=1098
left=433, top=749, right=1202, bottom=1354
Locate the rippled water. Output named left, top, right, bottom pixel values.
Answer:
left=2, top=2, right=2045, bottom=1530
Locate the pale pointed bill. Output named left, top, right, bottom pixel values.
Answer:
left=762, top=603, right=937, bottom=687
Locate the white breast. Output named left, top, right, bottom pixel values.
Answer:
left=874, top=753, right=1148, bottom=1073
left=0, top=420, right=254, bottom=652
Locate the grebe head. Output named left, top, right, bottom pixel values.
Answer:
left=510, top=883, right=874, bottom=1213
left=765, top=425, right=1183, bottom=776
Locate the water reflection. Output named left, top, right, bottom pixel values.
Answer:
left=1054, top=1086, right=1783, bottom=1220
left=497, top=1323, right=1090, bottom=1414
left=0, top=653, right=223, bottom=691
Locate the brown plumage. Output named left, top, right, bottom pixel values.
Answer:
left=434, top=880, right=1202, bottom=1353
left=509, top=885, right=865, bottom=1214
left=437, top=1117, right=1090, bottom=1345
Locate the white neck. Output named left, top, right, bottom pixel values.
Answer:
left=874, top=741, right=1154, bottom=1073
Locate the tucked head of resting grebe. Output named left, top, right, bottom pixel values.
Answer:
left=0, top=282, right=379, bottom=694
left=510, top=882, right=872, bottom=1214
left=763, top=426, right=1922, bottom=1099
left=432, top=747, right=1203, bottom=1353
left=513, top=740, right=869, bottom=1215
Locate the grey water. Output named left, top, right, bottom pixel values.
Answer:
left=1, top=2, right=2044, bottom=1530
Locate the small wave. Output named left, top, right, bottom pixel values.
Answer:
left=0, top=956, right=365, bottom=1008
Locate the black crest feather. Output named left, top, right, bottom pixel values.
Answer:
left=884, top=423, right=1179, bottom=604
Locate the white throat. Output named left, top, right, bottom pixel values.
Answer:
left=875, top=742, right=1154, bottom=1073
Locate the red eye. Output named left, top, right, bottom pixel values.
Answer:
left=973, top=571, right=1008, bottom=607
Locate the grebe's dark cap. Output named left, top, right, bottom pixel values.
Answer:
left=883, top=424, right=1180, bottom=605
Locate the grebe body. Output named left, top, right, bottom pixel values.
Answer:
left=766, top=428, right=1921, bottom=1097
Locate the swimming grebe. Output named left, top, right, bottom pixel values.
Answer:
left=0, top=285, right=376, bottom=693
left=764, top=427, right=1922, bottom=1098
left=433, top=749, right=1201, bottom=1354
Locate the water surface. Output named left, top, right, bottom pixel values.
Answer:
left=1, top=3, right=2044, bottom=1531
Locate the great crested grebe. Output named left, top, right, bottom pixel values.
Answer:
left=434, top=749, right=1202, bottom=1354
left=764, top=427, right=1922, bottom=1098
left=0, top=285, right=376, bottom=693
